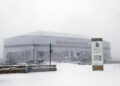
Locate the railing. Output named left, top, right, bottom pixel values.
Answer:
left=0, top=64, right=57, bottom=74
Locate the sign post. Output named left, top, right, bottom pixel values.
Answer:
left=91, top=38, right=104, bottom=71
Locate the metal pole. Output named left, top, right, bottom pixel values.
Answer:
left=49, top=43, right=52, bottom=66
left=33, top=44, right=35, bottom=64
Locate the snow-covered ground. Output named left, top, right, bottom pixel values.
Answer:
left=0, top=63, right=120, bottom=86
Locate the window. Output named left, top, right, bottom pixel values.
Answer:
left=94, top=55, right=102, bottom=61
left=38, top=52, right=44, bottom=57
left=76, top=52, right=80, bottom=57
left=96, top=42, right=99, bottom=47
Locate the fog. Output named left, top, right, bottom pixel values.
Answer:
left=0, top=0, right=120, bottom=60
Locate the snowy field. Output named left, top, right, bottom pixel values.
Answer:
left=0, top=63, right=120, bottom=86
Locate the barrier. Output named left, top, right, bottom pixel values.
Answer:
left=0, top=65, right=57, bottom=74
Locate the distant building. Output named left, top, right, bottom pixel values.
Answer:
left=4, top=31, right=111, bottom=64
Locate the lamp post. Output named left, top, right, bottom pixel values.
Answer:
left=33, top=44, right=35, bottom=64
left=49, top=43, right=53, bottom=66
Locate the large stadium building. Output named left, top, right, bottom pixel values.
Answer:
left=4, top=31, right=111, bottom=64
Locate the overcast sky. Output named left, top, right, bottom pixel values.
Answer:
left=0, top=0, right=120, bottom=60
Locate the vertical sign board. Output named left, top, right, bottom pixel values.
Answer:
left=92, top=38, right=104, bottom=71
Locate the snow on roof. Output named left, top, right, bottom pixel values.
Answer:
left=23, top=31, right=89, bottom=39
left=6, top=31, right=90, bottom=40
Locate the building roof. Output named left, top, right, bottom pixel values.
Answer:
left=4, top=31, right=90, bottom=46
left=4, top=31, right=110, bottom=48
